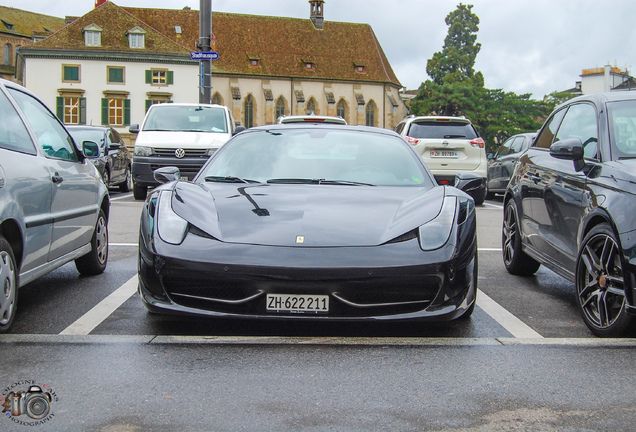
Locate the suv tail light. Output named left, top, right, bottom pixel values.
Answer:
left=469, top=137, right=485, bottom=148
left=406, top=136, right=420, bottom=145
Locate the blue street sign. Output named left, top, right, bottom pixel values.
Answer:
left=191, top=51, right=219, bottom=60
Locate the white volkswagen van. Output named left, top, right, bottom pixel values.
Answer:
left=130, top=103, right=243, bottom=200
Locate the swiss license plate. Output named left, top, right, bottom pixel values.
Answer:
left=430, top=150, right=458, bottom=158
left=266, top=294, right=329, bottom=314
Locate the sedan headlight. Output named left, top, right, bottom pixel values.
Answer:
left=157, top=191, right=188, bottom=245
left=134, top=145, right=153, bottom=157
left=418, top=197, right=457, bottom=251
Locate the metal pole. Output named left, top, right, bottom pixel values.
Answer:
left=199, top=0, right=212, bottom=104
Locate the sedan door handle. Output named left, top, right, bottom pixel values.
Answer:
left=52, top=173, right=64, bottom=184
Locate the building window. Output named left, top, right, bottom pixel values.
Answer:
left=244, top=95, right=254, bottom=128
left=101, top=96, right=130, bottom=126
left=126, top=26, right=146, bottom=49
left=3, top=44, right=10, bottom=65
left=56, top=95, right=86, bottom=125
left=2, top=20, right=14, bottom=31
left=62, top=64, right=80, bottom=83
left=275, top=97, right=285, bottom=118
left=82, top=24, right=102, bottom=47
left=250, top=59, right=259, bottom=67
left=356, top=65, right=365, bottom=73
left=84, top=31, right=101, bottom=46
left=146, top=69, right=173, bottom=86
left=129, top=33, right=144, bottom=49
left=212, top=92, right=223, bottom=105
left=305, top=62, right=314, bottom=70
left=337, top=99, right=346, bottom=119
left=306, top=98, right=316, bottom=115
left=366, top=101, right=376, bottom=127
left=107, top=66, right=125, bottom=84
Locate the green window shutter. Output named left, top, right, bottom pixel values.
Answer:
left=145, top=70, right=152, bottom=84
left=56, top=96, right=64, bottom=120
left=145, top=99, right=152, bottom=113
left=101, top=98, right=109, bottom=125
left=109, top=68, right=124, bottom=83
left=167, top=71, right=173, bottom=85
left=123, top=99, right=131, bottom=126
left=63, top=66, right=79, bottom=81
left=79, top=97, right=87, bottom=125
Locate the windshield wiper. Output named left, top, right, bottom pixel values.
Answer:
left=266, top=178, right=373, bottom=186
left=618, top=156, right=636, bottom=160
left=204, top=176, right=259, bottom=184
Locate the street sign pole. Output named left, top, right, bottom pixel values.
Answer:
left=199, top=0, right=212, bottom=103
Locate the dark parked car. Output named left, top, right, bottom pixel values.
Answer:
left=0, top=78, right=110, bottom=333
left=67, top=125, right=132, bottom=192
left=138, top=124, right=479, bottom=324
left=485, top=132, right=536, bottom=199
left=502, top=91, right=636, bottom=337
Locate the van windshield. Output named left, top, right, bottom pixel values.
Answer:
left=143, top=105, right=228, bottom=133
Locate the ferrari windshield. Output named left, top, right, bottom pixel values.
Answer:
left=198, top=128, right=433, bottom=187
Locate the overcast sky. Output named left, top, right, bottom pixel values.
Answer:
left=11, top=0, right=636, bottom=99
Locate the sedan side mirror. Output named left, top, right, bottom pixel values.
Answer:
left=129, top=124, right=140, bottom=134
left=550, top=138, right=585, bottom=172
left=82, top=141, right=100, bottom=158
left=233, top=126, right=246, bottom=135
left=154, top=166, right=181, bottom=184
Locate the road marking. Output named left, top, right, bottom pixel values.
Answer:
left=476, top=289, right=543, bottom=338
left=482, top=202, right=503, bottom=210
left=109, top=243, right=138, bottom=247
left=479, top=248, right=502, bottom=252
left=59, top=275, right=138, bottom=335
left=110, top=193, right=133, bottom=201
left=2, top=334, right=635, bottom=346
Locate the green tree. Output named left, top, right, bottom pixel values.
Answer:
left=410, top=3, right=554, bottom=152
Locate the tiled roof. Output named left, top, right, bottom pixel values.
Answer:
left=21, top=2, right=401, bottom=86
left=0, top=5, right=65, bottom=39
left=23, top=2, right=190, bottom=55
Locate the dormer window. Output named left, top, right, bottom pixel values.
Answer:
left=250, top=59, right=259, bottom=67
left=2, top=20, right=14, bottom=31
left=356, top=65, right=365, bottom=73
left=305, top=62, right=314, bottom=70
left=82, top=23, right=102, bottom=47
left=175, top=26, right=182, bottom=34
left=126, top=26, right=147, bottom=49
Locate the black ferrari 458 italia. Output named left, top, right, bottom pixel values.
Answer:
left=138, top=124, right=479, bottom=324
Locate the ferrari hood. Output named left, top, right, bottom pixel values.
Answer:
left=170, top=182, right=446, bottom=247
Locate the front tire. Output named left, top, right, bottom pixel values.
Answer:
left=119, top=166, right=133, bottom=193
left=0, top=236, right=18, bottom=333
left=133, top=184, right=148, bottom=200
left=502, top=199, right=540, bottom=276
left=470, top=185, right=486, bottom=206
left=575, top=223, right=634, bottom=337
left=75, top=209, right=108, bottom=275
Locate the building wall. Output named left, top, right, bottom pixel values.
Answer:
left=22, top=57, right=407, bottom=148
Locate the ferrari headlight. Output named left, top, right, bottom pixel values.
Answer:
left=157, top=191, right=188, bottom=245
left=134, top=145, right=152, bottom=157
left=418, top=197, right=457, bottom=251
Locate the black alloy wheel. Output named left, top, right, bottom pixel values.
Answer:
left=102, top=168, right=110, bottom=188
left=575, top=223, right=634, bottom=337
left=502, top=199, right=540, bottom=276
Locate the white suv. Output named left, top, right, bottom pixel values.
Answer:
left=395, top=115, right=487, bottom=205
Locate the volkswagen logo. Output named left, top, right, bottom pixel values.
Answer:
left=175, top=148, right=186, bottom=159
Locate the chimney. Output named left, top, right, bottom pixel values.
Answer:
left=95, top=0, right=108, bottom=7
left=309, top=0, right=325, bottom=30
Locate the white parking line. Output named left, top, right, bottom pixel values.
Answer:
left=59, top=275, right=138, bottom=335
left=110, top=193, right=133, bottom=201
left=476, top=289, right=543, bottom=338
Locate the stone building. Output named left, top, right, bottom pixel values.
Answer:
left=0, top=5, right=65, bottom=82
left=18, top=0, right=407, bottom=146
